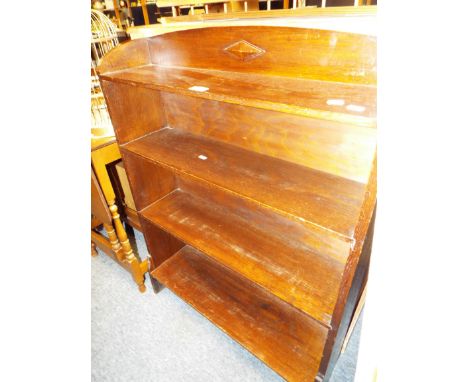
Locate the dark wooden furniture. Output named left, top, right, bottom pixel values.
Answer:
left=98, top=26, right=376, bottom=381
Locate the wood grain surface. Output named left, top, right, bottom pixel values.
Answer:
left=122, top=127, right=367, bottom=238
left=146, top=27, right=376, bottom=85
left=101, top=65, right=376, bottom=126
left=162, top=92, right=376, bottom=183
left=141, top=177, right=351, bottom=324
left=101, top=81, right=167, bottom=144
left=120, top=150, right=176, bottom=211
left=153, top=245, right=329, bottom=382
left=98, top=25, right=377, bottom=380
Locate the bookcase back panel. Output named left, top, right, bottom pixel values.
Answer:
left=178, top=175, right=351, bottom=263
left=101, top=81, right=167, bottom=144
left=147, top=26, right=376, bottom=85
left=162, top=92, right=376, bottom=183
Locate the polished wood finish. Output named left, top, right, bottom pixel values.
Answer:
left=153, top=245, right=328, bottom=381
left=99, top=26, right=376, bottom=381
left=99, top=27, right=376, bottom=86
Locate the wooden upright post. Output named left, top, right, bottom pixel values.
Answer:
left=125, top=0, right=133, bottom=18
left=103, top=221, right=124, bottom=261
left=109, top=203, right=146, bottom=292
left=141, top=0, right=150, bottom=25
left=112, top=0, right=123, bottom=29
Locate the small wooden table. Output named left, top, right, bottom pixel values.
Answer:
left=91, top=135, right=148, bottom=292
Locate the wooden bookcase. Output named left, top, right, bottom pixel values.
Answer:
left=98, top=26, right=376, bottom=381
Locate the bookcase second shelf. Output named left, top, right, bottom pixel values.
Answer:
left=122, top=126, right=367, bottom=238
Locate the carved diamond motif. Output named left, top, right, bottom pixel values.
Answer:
left=223, top=40, right=265, bottom=62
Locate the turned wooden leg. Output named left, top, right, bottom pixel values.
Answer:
left=91, top=241, right=98, bottom=257
left=103, top=222, right=124, bottom=261
left=109, top=202, right=146, bottom=293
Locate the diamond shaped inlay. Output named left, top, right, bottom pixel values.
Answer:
left=223, top=40, right=265, bottom=62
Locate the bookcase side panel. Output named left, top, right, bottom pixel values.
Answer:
left=120, top=150, right=177, bottom=212
left=101, top=80, right=167, bottom=145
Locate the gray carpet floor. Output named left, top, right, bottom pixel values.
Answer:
left=92, top=228, right=363, bottom=382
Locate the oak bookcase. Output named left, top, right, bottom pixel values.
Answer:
left=98, top=26, right=376, bottom=381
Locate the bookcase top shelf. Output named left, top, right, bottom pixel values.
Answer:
left=98, top=26, right=376, bottom=126
left=101, top=64, right=376, bottom=126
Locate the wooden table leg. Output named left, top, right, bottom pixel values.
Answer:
left=92, top=142, right=147, bottom=292
left=103, top=220, right=124, bottom=261
left=141, top=0, right=150, bottom=25
left=109, top=203, right=146, bottom=293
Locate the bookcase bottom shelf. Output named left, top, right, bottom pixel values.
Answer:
left=152, top=245, right=328, bottom=382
